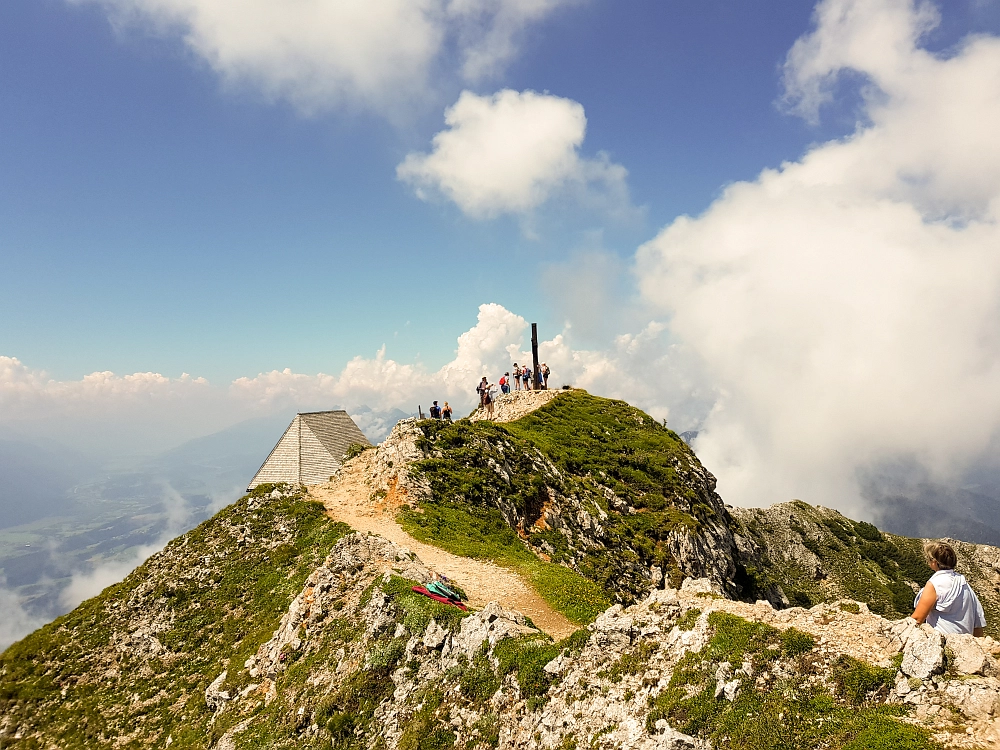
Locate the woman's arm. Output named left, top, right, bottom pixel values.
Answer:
left=910, top=582, right=937, bottom=624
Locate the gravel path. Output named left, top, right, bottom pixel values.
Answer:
left=308, top=453, right=577, bottom=640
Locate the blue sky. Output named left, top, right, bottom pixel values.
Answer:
left=5, top=0, right=1000, bottom=513
left=3, top=0, right=851, bottom=381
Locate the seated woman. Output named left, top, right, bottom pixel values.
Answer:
left=911, top=541, right=986, bottom=636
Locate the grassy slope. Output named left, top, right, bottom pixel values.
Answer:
left=734, top=501, right=1000, bottom=637
left=399, top=391, right=712, bottom=623
left=0, top=484, right=349, bottom=749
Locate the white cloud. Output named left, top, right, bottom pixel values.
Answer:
left=450, top=0, right=577, bottom=81
left=2, top=302, right=705, bottom=462
left=397, top=89, right=632, bottom=218
left=58, top=483, right=193, bottom=609
left=0, top=356, right=225, bottom=454
left=231, top=303, right=534, bottom=413
left=634, top=0, right=1000, bottom=513
left=0, top=575, right=48, bottom=652
left=72, top=0, right=575, bottom=114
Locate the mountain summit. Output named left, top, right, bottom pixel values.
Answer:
left=2, top=390, right=999, bottom=749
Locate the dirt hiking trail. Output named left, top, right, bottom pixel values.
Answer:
left=309, top=450, right=576, bottom=640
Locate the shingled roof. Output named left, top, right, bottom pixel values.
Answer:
left=247, top=411, right=370, bottom=490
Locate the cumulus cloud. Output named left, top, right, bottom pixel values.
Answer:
left=231, top=303, right=533, bottom=414
left=397, top=89, right=632, bottom=218
left=229, top=303, right=710, bottom=430
left=2, top=300, right=717, bottom=465
left=635, top=0, right=1000, bottom=513
left=72, top=0, right=575, bottom=113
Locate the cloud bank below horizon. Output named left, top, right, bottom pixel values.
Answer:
left=1, top=303, right=705, bottom=457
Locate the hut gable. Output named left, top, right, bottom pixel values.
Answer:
left=247, top=411, right=369, bottom=490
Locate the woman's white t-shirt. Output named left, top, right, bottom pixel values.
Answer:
left=915, top=569, right=986, bottom=635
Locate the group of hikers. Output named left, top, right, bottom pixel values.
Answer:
left=502, top=361, right=550, bottom=393
left=475, top=361, right=552, bottom=419
left=424, top=362, right=553, bottom=423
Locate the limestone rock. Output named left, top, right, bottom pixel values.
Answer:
left=680, top=577, right=717, bottom=596
left=946, top=633, right=988, bottom=675
left=643, top=724, right=707, bottom=749
left=422, top=619, right=448, bottom=650
left=889, top=619, right=944, bottom=679
left=941, top=677, right=1000, bottom=720
left=441, top=601, right=537, bottom=666
left=205, top=671, right=230, bottom=713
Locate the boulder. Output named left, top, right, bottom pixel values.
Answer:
left=942, top=677, right=1000, bottom=720
left=441, top=601, right=537, bottom=665
left=205, top=671, right=231, bottom=713
left=680, top=578, right=717, bottom=596
left=889, top=619, right=944, bottom=679
left=945, top=633, right=987, bottom=675
left=422, top=619, right=448, bottom=650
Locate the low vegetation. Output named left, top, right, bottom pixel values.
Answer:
left=0, top=484, right=350, bottom=749
left=734, top=501, right=1000, bottom=636
left=400, top=498, right=610, bottom=624
left=647, top=611, right=941, bottom=749
left=401, top=391, right=720, bottom=617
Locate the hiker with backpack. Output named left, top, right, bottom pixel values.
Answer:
left=521, top=365, right=532, bottom=391
left=477, top=377, right=489, bottom=407
left=499, top=372, right=510, bottom=395
left=512, top=363, right=521, bottom=391
left=485, top=383, right=496, bottom=419
left=541, top=363, right=550, bottom=390
left=429, top=401, right=442, bottom=419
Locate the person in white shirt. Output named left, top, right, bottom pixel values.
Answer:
left=910, top=541, right=986, bottom=636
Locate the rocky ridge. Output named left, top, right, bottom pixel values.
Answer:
left=469, top=389, right=563, bottom=423
left=5, top=391, right=1000, bottom=749
left=207, top=533, right=1000, bottom=749
left=732, top=501, right=1000, bottom=636
left=401, top=391, right=746, bottom=606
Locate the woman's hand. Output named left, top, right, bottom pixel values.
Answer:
left=910, top=582, right=937, bottom=624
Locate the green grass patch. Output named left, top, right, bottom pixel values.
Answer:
left=831, top=655, right=896, bottom=705
left=676, top=608, right=701, bottom=631
left=402, top=391, right=721, bottom=616
left=399, top=502, right=610, bottom=625
left=379, top=575, right=471, bottom=633
left=598, top=641, right=659, bottom=683
left=490, top=629, right=590, bottom=709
